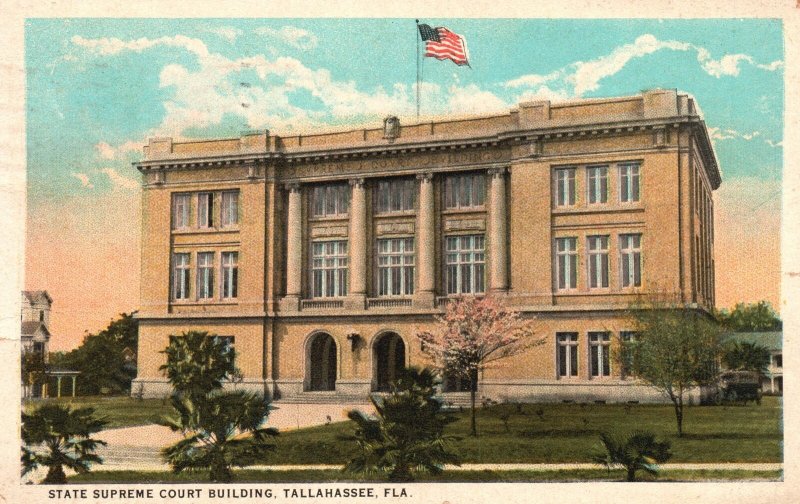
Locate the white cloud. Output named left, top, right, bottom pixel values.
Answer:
left=100, top=168, right=140, bottom=191
left=94, top=140, right=142, bottom=160
left=707, top=127, right=762, bottom=142
left=71, top=34, right=209, bottom=58
left=504, top=34, right=783, bottom=99
left=70, top=172, right=94, bottom=189
left=204, top=26, right=242, bottom=42
left=766, top=139, right=783, bottom=148
left=254, top=26, right=318, bottom=51
left=72, top=34, right=510, bottom=137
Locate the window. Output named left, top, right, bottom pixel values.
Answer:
left=620, top=331, right=638, bottom=378
left=221, top=252, right=238, bottom=299
left=445, top=173, right=485, bottom=209
left=313, top=183, right=350, bottom=217
left=589, top=332, right=611, bottom=377
left=557, top=332, right=579, bottom=377
left=197, top=252, right=214, bottom=300
left=39, top=310, right=44, bottom=322
left=377, top=238, right=414, bottom=296
left=555, top=168, right=576, bottom=207
left=586, top=166, right=608, bottom=204
left=221, top=191, right=239, bottom=227
left=619, top=234, right=642, bottom=287
left=376, top=178, right=416, bottom=213
left=555, top=237, right=578, bottom=290
left=774, top=354, right=782, bottom=368
left=172, top=253, right=191, bottom=300
left=587, top=236, right=609, bottom=289
left=619, top=163, right=641, bottom=203
left=312, top=241, right=348, bottom=297
left=197, top=192, right=214, bottom=228
left=445, top=235, right=485, bottom=294
left=172, top=194, right=191, bottom=230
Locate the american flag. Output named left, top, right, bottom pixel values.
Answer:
left=418, top=24, right=470, bottom=67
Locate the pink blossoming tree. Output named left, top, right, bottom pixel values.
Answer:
left=416, top=296, right=541, bottom=436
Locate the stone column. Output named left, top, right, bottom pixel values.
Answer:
left=282, top=183, right=302, bottom=311
left=489, top=168, right=508, bottom=293
left=347, top=178, right=367, bottom=308
left=414, top=172, right=435, bottom=307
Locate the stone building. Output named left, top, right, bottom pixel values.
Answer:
left=133, top=89, right=720, bottom=403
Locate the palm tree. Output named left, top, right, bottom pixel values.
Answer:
left=723, top=341, right=771, bottom=377
left=592, top=431, right=672, bottom=482
left=158, top=390, right=278, bottom=482
left=21, top=404, right=107, bottom=484
left=345, top=367, right=461, bottom=482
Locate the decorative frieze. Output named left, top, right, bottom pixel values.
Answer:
left=376, top=222, right=415, bottom=236
left=444, top=219, right=486, bottom=232
left=311, top=226, right=348, bottom=238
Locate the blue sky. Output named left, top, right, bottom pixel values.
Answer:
left=23, top=18, right=784, bottom=348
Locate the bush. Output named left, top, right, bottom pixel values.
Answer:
left=591, top=431, right=672, bottom=482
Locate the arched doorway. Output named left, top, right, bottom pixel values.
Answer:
left=307, top=333, right=337, bottom=391
left=374, top=332, right=406, bottom=391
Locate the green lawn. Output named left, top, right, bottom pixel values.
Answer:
left=259, top=397, right=782, bottom=465
left=22, top=396, right=172, bottom=429
left=69, top=468, right=782, bottom=484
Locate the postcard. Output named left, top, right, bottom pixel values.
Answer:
left=2, top=1, right=797, bottom=503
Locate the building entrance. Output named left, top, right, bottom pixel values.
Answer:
left=308, top=333, right=337, bottom=391
left=374, top=332, right=405, bottom=391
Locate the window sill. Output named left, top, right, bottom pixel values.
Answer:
left=172, top=227, right=240, bottom=235
left=171, top=300, right=238, bottom=306
left=309, top=215, right=349, bottom=222
left=374, top=210, right=416, bottom=217
left=552, top=204, right=644, bottom=215
left=441, top=207, right=486, bottom=215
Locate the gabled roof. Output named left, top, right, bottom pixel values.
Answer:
left=22, top=290, right=53, bottom=305
left=724, top=332, right=782, bottom=351
left=20, top=321, right=51, bottom=337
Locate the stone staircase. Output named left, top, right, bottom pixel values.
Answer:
left=275, top=392, right=372, bottom=405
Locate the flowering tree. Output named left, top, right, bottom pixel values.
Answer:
left=416, top=296, right=540, bottom=436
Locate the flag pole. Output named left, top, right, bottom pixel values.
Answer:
left=415, top=19, right=420, bottom=120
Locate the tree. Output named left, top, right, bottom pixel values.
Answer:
left=621, top=302, right=723, bottom=436
left=591, top=431, right=672, bottom=482
left=158, top=331, right=276, bottom=481
left=723, top=341, right=771, bottom=377
left=345, top=367, right=460, bottom=482
left=21, top=404, right=107, bottom=484
left=158, top=391, right=278, bottom=482
left=21, top=351, right=47, bottom=398
left=416, top=296, right=540, bottom=437
left=50, top=312, right=139, bottom=395
left=716, top=301, right=782, bottom=332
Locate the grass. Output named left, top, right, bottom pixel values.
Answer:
left=23, top=395, right=782, bottom=463
left=68, top=468, right=782, bottom=484
left=22, top=396, right=172, bottom=429
left=256, top=396, right=782, bottom=465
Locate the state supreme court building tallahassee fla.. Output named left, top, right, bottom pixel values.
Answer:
left=132, top=89, right=719, bottom=404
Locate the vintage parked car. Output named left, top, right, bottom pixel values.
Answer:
left=718, top=370, right=762, bottom=405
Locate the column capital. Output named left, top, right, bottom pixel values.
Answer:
left=488, top=167, right=508, bottom=178
left=285, top=182, right=301, bottom=193
left=416, top=171, right=434, bottom=182
left=349, top=177, right=365, bottom=188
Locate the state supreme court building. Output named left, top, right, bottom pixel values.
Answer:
left=133, top=89, right=719, bottom=403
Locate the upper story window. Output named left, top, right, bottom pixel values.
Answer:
left=172, top=252, right=191, bottom=300
left=39, top=310, right=44, bottom=322
left=589, top=332, right=611, bottom=377
left=221, top=252, right=239, bottom=299
left=221, top=191, right=239, bottom=227
left=619, top=234, right=642, bottom=287
left=312, top=241, right=348, bottom=298
left=555, top=168, right=576, bottom=207
left=197, top=193, right=214, bottom=228
left=619, top=163, right=641, bottom=203
left=445, top=173, right=485, bottom=209
left=555, top=237, right=578, bottom=290
left=587, top=235, right=609, bottom=289
left=313, top=183, right=350, bottom=217
left=196, top=252, right=214, bottom=300
left=377, top=238, right=414, bottom=296
left=586, top=166, right=608, bottom=204
left=445, top=235, right=485, bottom=294
left=172, top=193, right=191, bottom=230
left=376, top=178, right=416, bottom=213
left=557, top=332, right=579, bottom=378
